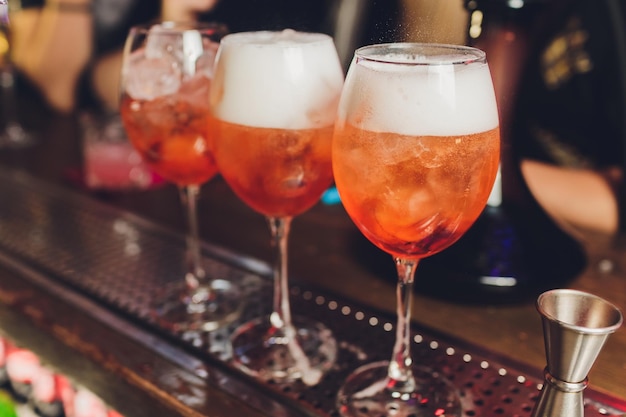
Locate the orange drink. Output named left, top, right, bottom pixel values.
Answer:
left=210, top=30, right=344, bottom=385
left=333, top=126, right=499, bottom=259
left=118, top=22, right=241, bottom=334
left=333, top=43, right=500, bottom=417
left=211, top=30, right=342, bottom=217
left=120, top=74, right=217, bottom=186
left=210, top=121, right=333, bottom=217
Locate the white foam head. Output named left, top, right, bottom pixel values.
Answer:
left=210, top=30, right=344, bottom=129
left=339, top=44, right=499, bottom=136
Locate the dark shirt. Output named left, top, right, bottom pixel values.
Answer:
left=512, top=0, right=626, bottom=170
left=18, top=0, right=159, bottom=56
left=512, top=0, right=626, bottom=231
left=203, top=0, right=401, bottom=45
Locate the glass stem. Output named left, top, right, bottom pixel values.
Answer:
left=267, top=216, right=293, bottom=331
left=387, top=257, right=419, bottom=393
left=0, top=64, right=22, bottom=142
left=178, top=184, right=206, bottom=292
left=0, top=66, right=15, bottom=122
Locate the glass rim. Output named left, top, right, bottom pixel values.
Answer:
left=219, top=29, right=334, bottom=47
left=354, top=42, right=487, bottom=66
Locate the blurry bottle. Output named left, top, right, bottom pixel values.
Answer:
left=0, top=0, right=35, bottom=148
left=414, top=0, right=587, bottom=304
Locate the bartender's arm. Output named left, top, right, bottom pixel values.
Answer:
left=10, top=0, right=93, bottom=113
left=521, top=159, right=622, bottom=239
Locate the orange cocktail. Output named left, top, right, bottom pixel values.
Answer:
left=120, top=74, right=217, bottom=186
left=210, top=121, right=333, bottom=217
left=333, top=43, right=500, bottom=417
left=118, top=22, right=241, bottom=334
left=210, top=30, right=344, bottom=385
left=333, top=126, right=499, bottom=259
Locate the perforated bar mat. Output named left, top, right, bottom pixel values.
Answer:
left=0, top=167, right=623, bottom=417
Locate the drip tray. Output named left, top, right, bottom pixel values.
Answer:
left=0, top=167, right=623, bottom=417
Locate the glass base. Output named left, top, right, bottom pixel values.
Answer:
left=337, top=361, right=461, bottom=417
left=0, top=123, right=36, bottom=149
left=230, top=316, right=337, bottom=386
left=150, top=278, right=242, bottom=334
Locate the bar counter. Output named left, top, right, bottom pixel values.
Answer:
left=0, top=94, right=624, bottom=416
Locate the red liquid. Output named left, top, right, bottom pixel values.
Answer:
left=333, top=123, right=500, bottom=259
left=120, top=76, right=217, bottom=186
left=212, top=119, right=334, bottom=217
left=83, top=141, right=153, bottom=190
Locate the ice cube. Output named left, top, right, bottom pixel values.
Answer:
left=270, top=131, right=310, bottom=158
left=264, top=164, right=307, bottom=198
left=178, top=73, right=211, bottom=110
left=125, top=50, right=181, bottom=101
left=145, top=23, right=203, bottom=75
left=373, top=185, right=441, bottom=243
left=194, top=42, right=219, bottom=79
left=126, top=24, right=210, bottom=100
left=145, top=24, right=180, bottom=60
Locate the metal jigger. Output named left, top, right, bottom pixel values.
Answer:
left=531, top=289, right=623, bottom=417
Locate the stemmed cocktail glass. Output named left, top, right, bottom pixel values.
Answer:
left=210, top=30, right=344, bottom=385
left=333, top=44, right=500, bottom=416
left=119, top=22, right=242, bottom=334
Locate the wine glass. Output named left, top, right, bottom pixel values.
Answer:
left=119, top=22, right=242, bottom=334
left=210, top=30, right=344, bottom=385
left=332, top=43, right=501, bottom=416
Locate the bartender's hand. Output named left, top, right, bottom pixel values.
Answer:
left=10, top=0, right=94, bottom=113
left=161, top=0, right=220, bottom=22
left=521, top=159, right=622, bottom=240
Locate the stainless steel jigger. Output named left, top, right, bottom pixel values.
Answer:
left=531, top=289, right=623, bottom=417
